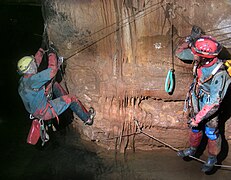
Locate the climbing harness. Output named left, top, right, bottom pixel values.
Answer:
left=197, top=62, right=224, bottom=86
left=134, top=119, right=231, bottom=169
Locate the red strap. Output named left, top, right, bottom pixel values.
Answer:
left=48, top=103, right=59, bottom=124
left=33, top=102, right=59, bottom=124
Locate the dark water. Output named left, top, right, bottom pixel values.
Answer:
left=0, top=4, right=231, bottom=180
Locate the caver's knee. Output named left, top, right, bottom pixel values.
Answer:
left=205, top=126, right=219, bottom=140
left=205, top=118, right=219, bottom=140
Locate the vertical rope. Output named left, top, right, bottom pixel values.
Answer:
left=165, top=1, right=175, bottom=94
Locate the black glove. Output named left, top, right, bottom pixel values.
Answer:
left=187, top=118, right=198, bottom=128
left=191, top=25, right=203, bottom=40
left=186, top=25, right=204, bottom=44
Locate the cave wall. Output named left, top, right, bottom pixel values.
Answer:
left=43, top=0, right=231, bottom=151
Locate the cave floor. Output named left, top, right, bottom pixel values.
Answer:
left=0, top=117, right=231, bottom=180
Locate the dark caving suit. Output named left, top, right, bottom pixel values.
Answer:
left=18, top=47, right=94, bottom=145
left=176, top=35, right=231, bottom=172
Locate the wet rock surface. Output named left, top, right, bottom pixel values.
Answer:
left=42, top=0, right=231, bottom=151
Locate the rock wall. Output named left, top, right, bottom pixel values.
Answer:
left=43, top=0, right=231, bottom=151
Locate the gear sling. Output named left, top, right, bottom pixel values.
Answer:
left=27, top=100, right=59, bottom=146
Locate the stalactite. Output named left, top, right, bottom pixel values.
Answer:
left=114, top=136, right=118, bottom=154
left=118, top=121, right=125, bottom=152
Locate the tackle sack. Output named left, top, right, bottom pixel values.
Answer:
left=27, top=119, right=40, bottom=145
left=224, top=60, right=231, bottom=76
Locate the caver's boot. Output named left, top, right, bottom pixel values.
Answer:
left=84, top=107, right=96, bottom=126
left=177, top=147, right=197, bottom=157
left=177, top=130, right=203, bottom=157
left=69, top=98, right=96, bottom=125
left=201, top=156, right=217, bottom=173
left=201, top=136, right=221, bottom=173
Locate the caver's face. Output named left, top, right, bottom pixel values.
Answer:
left=194, top=55, right=213, bottom=67
left=25, top=59, right=37, bottom=74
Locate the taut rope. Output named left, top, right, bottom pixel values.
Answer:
left=134, top=119, right=231, bottom=169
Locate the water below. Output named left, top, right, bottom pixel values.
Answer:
left=0, top=3, right=231, bottom=180
left=0, top=117, right=231, bottom=180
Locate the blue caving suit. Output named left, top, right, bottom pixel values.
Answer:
left=185, top=57, right=231, bottom=156
left=18, top=48, right=90, bottom=124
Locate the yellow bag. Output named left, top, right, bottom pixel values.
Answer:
left=224, top=60, right=231, bottom=76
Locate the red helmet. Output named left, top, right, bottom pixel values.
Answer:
left=191, top=36, right=222, bottom=58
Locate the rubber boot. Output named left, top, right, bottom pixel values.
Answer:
left=201, top=156, right=217, bottom=173
left=207, top=136, right=221, bottom=157
left=177, top=147, right=197, bottom=157
left=201, top=136, right=221, bottom=173
left=177, top=130, right=203, bottom=157
left=84, top=107, right=96, bottom=126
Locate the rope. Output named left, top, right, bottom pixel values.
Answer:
left=65, top=1, right=164, bottom=60
left=205, top=25, right=231, bottom=33
left=164, top=4, right=175, bottom=95
left=41, top=0, right=231, bottom=59
left=68, top=1, right=163, bottom=48
left=134, top=119, right=231, bottom=169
